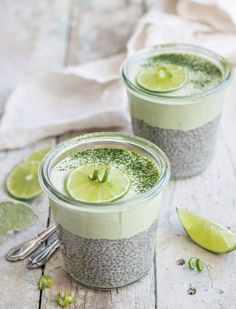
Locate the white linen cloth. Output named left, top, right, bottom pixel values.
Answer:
left=1, top=0, right=236, bottom=150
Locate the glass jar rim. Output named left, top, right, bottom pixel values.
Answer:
left=121, top=43, right=232, bottom=104
left=39, top=132, right=170, bottom=213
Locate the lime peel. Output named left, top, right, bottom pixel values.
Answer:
left=177, top=207, right=236, bottom=254
left=88, top=167, right=109, bottom=183
left=188, top=257, right=204, bottom=272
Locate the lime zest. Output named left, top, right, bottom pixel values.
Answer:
left=99, top=167, right=109, bottom=183
left=188, top=257, right=204, bottom=272
left=157, top=66, right=172, bottom=79
left=88, top=169, right=100, bottom=181
left=88, top=166, right=109, bottom=183
left=56, top=291, right=77, bottom=308
left=38, top=274, right=53, bottom=290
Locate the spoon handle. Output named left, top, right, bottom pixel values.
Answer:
left=27, top=237, right=60, bottom=268
left=5, top=225, right=56, bottom=262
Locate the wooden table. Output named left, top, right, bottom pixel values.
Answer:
left=1, top=1, right=236, bottom=308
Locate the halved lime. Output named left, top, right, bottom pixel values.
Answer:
left=177, top=208, right=236, bottom=253
left=0, top=200, right=38, bottom=244
left=137, top=64, right=188, bottom=92
left=25, top=147, right=52, bottom=162
left=6, top=161, right=42, bottom=199
left=66, top=163, right=131, bottom=203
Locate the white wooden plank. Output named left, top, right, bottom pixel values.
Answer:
left=156, top=127, right=236, bottom=308
left=40, top=0, right=158, bottom=307
left=0, top=139, right=55, bottom=309
left=0, top=0, right=70, bottom=308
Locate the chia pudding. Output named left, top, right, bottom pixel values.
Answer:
left=121, top=44, right=231, bottom=178
left=39, top=133, right=170, bottom=289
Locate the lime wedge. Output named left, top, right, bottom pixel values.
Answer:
left=177, top=208, right=236, bottom=253
left=6, top=161, right=42, bottom=199
left=25, top=147, right=52, bottom=162
left=137, top=64, right=188, bottom=92
left=0, top=200, right=38, bottom=244
left=66, top=163, right=131, bottom=203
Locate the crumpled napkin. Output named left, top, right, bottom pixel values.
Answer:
left=1, top=0, right=236, bottom=150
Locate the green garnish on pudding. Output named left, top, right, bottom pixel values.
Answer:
left=137, top=64, right=188, bottom=92
left=66, top=163, right=131, bottom=203
left=134, top=52, right=223, bottom=96
left=51, top=148, right=160, bottom=204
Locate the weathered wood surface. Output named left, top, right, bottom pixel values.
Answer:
left=0, top=0, right=69, bottom=308
left=0, top=0, right=236, bottom=308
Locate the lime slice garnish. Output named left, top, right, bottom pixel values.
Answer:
left=137, top=64, right=188, bottom=92
left=0, top=200, right=38, bottom=244
left=66, top=163, right=131, bottom=203
left=177, top=208, right=236, bottom=253
left=6, top=161, right=42, bottom=199
left=25, top=147, right=52, bottom=162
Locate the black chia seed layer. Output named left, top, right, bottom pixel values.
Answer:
left=132, top=116, right=220, bottom=178
left=57, top=220, right=158, bottom=289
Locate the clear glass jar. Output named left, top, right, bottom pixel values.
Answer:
left=39, top=132, right=170, bottom=289
left=121, top=44, right=232, bottom=178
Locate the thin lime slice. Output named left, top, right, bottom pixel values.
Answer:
left=25, top=147, right=52, bottom=162
left=6, top=161, right=42, bottom=199
left=177, top=208, right=236, bottom=253
left=0, top=200, right=38, bottom=244
left=66, top=163, right=131, bottom=203
left=137, top=64, right=188, bottom=92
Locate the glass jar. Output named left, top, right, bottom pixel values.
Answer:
left=39, top=132, right=170, bottom=289
left=121, top=44, right=231, bottom=178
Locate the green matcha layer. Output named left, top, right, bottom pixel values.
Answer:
left=135, top=53, right=223, bottom=97
left=50, top=148, right=162, bottom=239
left=51, top=148, right=160, bottom=200
left=128, top=52, right=225, bottom=131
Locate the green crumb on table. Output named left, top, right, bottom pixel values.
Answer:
left=188, top=257, right=204, bottom=272
left=38, top=274, right=53, bottom=290
left=56, top=291, right=77, bottom=308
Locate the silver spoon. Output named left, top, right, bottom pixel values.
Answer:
left=27, top=236, right=60, bottom=268
left=6, top=225, right=56, bottom=262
